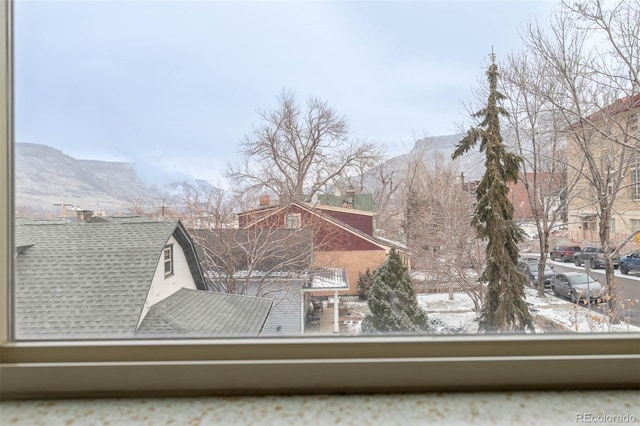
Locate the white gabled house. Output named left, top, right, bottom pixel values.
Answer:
left=15, top=214, right=271, bottom=338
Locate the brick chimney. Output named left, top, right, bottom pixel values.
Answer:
left=259, top=194, right=270, bottom=207
left=77, top=210, right=94, bottom=222
left=343, top=188, right=355, bottom=208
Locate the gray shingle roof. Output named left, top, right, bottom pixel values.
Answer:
left=136, top=288, right=273, bottom=337
left=15, top=218, right=188, bottom=339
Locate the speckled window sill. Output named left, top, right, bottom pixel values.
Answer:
left=1, top=391, right=638, bottom=426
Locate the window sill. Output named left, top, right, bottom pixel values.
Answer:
left=2, top=390, right=638, bottom=424
left=1, top=334, right=638, bottom=399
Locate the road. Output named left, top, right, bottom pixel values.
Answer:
left=546, top=259, right=640, bottom=327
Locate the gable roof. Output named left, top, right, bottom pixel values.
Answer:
left=593, top=93, right=640, bottom=118
left=240, top=201, right=412, bottom=254
left=15, top=217, right=205, bottom=338
left=567, top=93, right=640, bottom=131
left=136, top=288, right=272, bottom=337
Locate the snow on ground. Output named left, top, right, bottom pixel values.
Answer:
left=416, top=292, right=480, bottom=334
left=523, top=287, right=639, bottom=333
left=342, top=289, right=640, bottom=335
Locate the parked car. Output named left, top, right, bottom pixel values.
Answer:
left=619, top=250, right=640, bottom=275
left=521, top=262, right=555, bottom=288
left=550, top=272, right=603, bottom=304
left=573, top=246, right=620, bottom=269
left=549, top=245, right=582, bottom=262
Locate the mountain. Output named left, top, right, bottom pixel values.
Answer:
left=401, top=133, right=485, bottom=181
left=387, top=133, right=484, bottom=180
left=355, top=134, right=485, bottom=194
left=15, top=136, right=484, bottom=217
left=15, top=143, right=157, bottom=215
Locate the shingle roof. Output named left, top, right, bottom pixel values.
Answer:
left=136, top=288, right=272, bottom=337
left=15, top=218, right=188, bottom=339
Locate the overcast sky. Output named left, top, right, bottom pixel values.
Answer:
left=15, top=0, right=556, bottom=186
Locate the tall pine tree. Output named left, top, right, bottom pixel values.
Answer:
left=361, top=248, right=429, bottom=334
left=452, top=53, right=534, bottom=333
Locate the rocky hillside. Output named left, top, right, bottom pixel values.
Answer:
left=15, top=143, right=156, bottom=216
left=356, top=133, right=485, bottom=193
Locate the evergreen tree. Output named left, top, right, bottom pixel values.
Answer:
left=361, top=248, right=429, bottom=334
left=357, top=268, right=374, bottom=300
left=452, top=53, right=535, bottom=333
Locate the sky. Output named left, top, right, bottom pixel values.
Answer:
left=15, top=0, right=556, bottom=187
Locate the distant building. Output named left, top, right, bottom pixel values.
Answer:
left=317, top=192, right=375, bottom=213
left=507, top=172, right=565, bottom=222
left=566, top=94, right=640, bottom=243
left=237, top=199, right=411, bottom=296
left=191, top=227, right=349, bottom=335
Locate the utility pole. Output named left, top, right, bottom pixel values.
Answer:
left=53, top=202, right=73, bottom=219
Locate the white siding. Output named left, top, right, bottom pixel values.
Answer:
left=247, top=280, right=304, bottom=336
left=138, top=235, right=197, bottom=326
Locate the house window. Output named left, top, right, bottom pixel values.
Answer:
left=629, top=113, right=638, bottom=132
left=632, top=219, right=640, bottom=232
left=600, top=147, right=615, bottom=171
left=631, top=153, right=640, bottom=199
left=285, top=214, right=301, bottom=229
left=164, top=245, right=174, bottom=276
left=609, top=218, right=616, bottom=233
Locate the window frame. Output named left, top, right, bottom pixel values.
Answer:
left=0, top=1, right=639, bottom=400
left=285, top=213, right=301, bottom=229
left=163, top=244, right=174, bottom=277
left=631, top=152, right=640, bottom=200
left=629, top=113, right=638, bottom=133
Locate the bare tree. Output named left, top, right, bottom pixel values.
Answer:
left=500, top=51, right=578, bottom=297
left=191, top=227, right=314, bottom=297
left=371, top=160, right=407, bottom=240
left=177, top=182, right=237, bottom=229
left=227, top=90, right=383, bottom=203
left=403, top=143, right=485, bottom=311
left=520, top=0, right=640, bottom=322
left=403, top=141, right=432, bottom=253
left=127, top=190, right=180, bottom=221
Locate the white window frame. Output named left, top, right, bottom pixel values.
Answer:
left=0, top=2, right=638, bottom=399
left=163, top=244, right=174, bottom=277
left=629, top=113, right=638, bottom=133
left=285, top=213, right=301, bottom=229
left=631, top=152, right=640, bottom=200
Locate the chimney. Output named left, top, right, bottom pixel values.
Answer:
left=259, top=194, right=270, bottom=207
left=343, top=188, right=356, bottom=208
left=77, top=210, right=93, bottom=222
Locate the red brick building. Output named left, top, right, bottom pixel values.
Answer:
left=238, top=200, right=411, bottom=295
left=507, top=172, right=564, bottom=221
